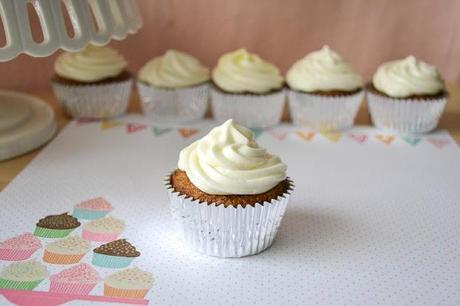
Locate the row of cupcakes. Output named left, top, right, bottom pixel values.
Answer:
left=52, top=45, right=447, bottom=134
left=0, top=260, right=152, bottom=298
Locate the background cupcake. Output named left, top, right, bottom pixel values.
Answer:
left=92, top=239, right=140, bottom=268
left=52, top=45, right=133, bottom=119
left=137, top=49, right=210, bottom=123
left=43, top=236, right=91, bottom=264
left=34, top=212, right=80, bottom=238
left=211, top=49, right=285, bottom=128
left=286, top=45, right=364, bottom=131
left=82, top=216, right=125, bottom=242
left=72, top=197, right=113, bottom=220
left=104, top=267, right=154, bottom=299
left=0, top=232, right=42, bottom=261
left=367, top=55, right=447, bottom=134
left=166, top=119, right=293, bottom=257
left=0, top=260, right=49, bottom=290
left=49, top=263, right=99, bottom=295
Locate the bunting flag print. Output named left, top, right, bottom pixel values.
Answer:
left=320, top=131, right=342, bottom=143
left=376, top=134, right=395, bottom=146
left=100, top=120, right=123, bottom=130
left=349, top=133, right=368, bottom=144
left=401, top=135, right=421, bottom=147
left=126, top=123, right=148, bottom=134
left=427, top=138, right=452, bottom=149
left=269, top=129, right=288, bottom=141
left=76, top=118, right=100, bottom=126
left=179, top=128, right=199, bottom=138
left=251, top=128, right=264, bottom=139
left=152, top=127, right=172, bottom=137
left=296, top=131, right=315, bottom=142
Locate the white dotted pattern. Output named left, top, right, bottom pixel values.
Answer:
left=0, top=118, right=459, bottom=306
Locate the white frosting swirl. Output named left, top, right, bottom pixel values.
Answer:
left=286, top=46, right=363, bottom=92
left=138, top=50, right=210, bottom=88
left=55, top=45, right=127, bottom=82
left=372, top=56, right=444, bottom=98
left=178, top=119, right=287, bottom=195
left=212, top=49, right=284, bottom=93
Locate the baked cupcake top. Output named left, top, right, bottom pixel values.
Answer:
left=212, top=48, right=284, bottom=93
left=0, top=259, right=49, bottom=281
left=50, top=263, right=99, bottom=285
left=45, top=236, right=91, bottom=255
left=178, top=119, right=287, bottom=195
left=84, top=216, right=125, bottom=234
left=138, top=49, right=210, bottom=88
left=36, top=212, right=80, bottom=230
left=105, top=267, right=154, bottom=290
left=75, top=197, right=113, bottom=212
left=286, top=46, right=363, bottom=93
left=372, top=56, right=445, bottom=98
left=0, top=232, right=42, bottom=250
left=94, top=239, right=140, bottom=257
left=54, top=45, right=127, bottom=83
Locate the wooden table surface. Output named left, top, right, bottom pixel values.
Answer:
left=1, top=85, right=460, bottom=191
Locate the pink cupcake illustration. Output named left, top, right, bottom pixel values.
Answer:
left=49, top=263, right=100, bottom=295
left=0, top=233, right=42, bottom=261
left=72, top=197, right=114, bottom=220
left=82, top=217, right=125, bottom=242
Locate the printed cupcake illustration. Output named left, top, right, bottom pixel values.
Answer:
left=82, top=216, right=125, bottom=242
left=72, top=197, right=114, bottom=220
left=0, top=232, right=42, bottom=261
left=104, top=267, right=154, bottom=299
left=0, top=259, right=49, bottom=290
left=34, top=212, right=80, bottom=238
left=49, top=263, right=100, bottom=295
left=92, top=239, right=140, bottom=268
left=43, top=236, right=91, bottom=264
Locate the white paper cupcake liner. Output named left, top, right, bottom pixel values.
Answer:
left=52, top=78, right=133, bottom=119
left=211, top=88, right=286, bottom=128
left=165, top=173, right=294, bottom=258
left=288, top=89, right=364, bottom=131
left=367, top=91, right=447, bottom=135
left=137, top=81, right=209, bottom=124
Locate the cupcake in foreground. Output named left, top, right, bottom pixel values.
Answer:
left=49, top=263, right=99, bottom=295
left=72, top=197, right=114, bottom=220
left=0, top=260, right=49, bottom=290
left=52, top=44, right=133, bottom=119
left=165, top=119, right=293, bottom=257
left=286, top=45, right=364, bottom=131
left=367, top=56, right=447, bottom=134
left=92, top=239, right=140, bottom=268
left=211, top=48, right=285, bottom=128
left=82, top=216, right=125, bottom=242
left=34, top=212, right=80, bottom=238
left=0, top=232, right=42, bottom=261
left=43, top=236, right=91, bottom=264
left=137, top=49, right=210, bottom=123
left=104, top=267, right=154, bottom=299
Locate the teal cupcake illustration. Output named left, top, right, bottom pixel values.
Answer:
left=0, top=259, right=49, bottom=290
left=34, top=212, right=80, bottom=238
left=72, top=197, right=114, bottom=220
left=92, top=239, right=140, bottom=268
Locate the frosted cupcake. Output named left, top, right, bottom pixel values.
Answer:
left=49, top=263, right=100, bottom=295
left=137, top=49, right=210, bottom=123
left=82, top=216, right=125, bottom=242
left=0, top=260, right=49, bottom=290
left=34, top=212, right=80, bottom=238
left=165, top=119, right=293, bottom=257
left=104, top=267, right=154, bottom=299
left=52, top=45, right=133, bottom=119
left=211, top=49, right=285, bottom=128
left=92, top=239, right=140, bottom=268
left=72, top=197, right=114, bottom=220
left=367, top=56, right=447, bottom=134
left=286, top=46, right=364, bottom=130
left=43, top=236, right=91, bottom=264
left=0, top=233, right=42, bottom=261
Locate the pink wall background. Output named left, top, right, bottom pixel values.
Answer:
left=1, top=0, right=459, bottom=91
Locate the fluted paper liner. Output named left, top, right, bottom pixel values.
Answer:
left=165, top=173, right=293, bottom=258
left=52, top=78, right=133, bottom=119
left=137, top=81, right=209, bottom=123
left=288, top=89, right=364, bottom=131
left=367, top=91, right=447, bottom=134
left=211, top=88, right=286, bottom=128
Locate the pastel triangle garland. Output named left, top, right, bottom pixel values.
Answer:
left=251, top=128, right=263, bottom=139
left=126, top=123, right=148, bottom=134
left=376, top=134, right=395, bottom=146
left=152, top=127, right=172, bottom=137
left=296, top=131, right=315, bottom=142
left=427, top=138, right=451, bottom=149
left=76, top=118, right=100, bottom=126
left=179, top=128, right=199, bottom=138
left=349, top=133, right=367, bottom=144
left=100, top=120, right=123, bottom=130
left=269, top=129, right=288, bottom=141
left=401, top=135, right=421, bottom=147
left=320, top=131, right=342, bottom=143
